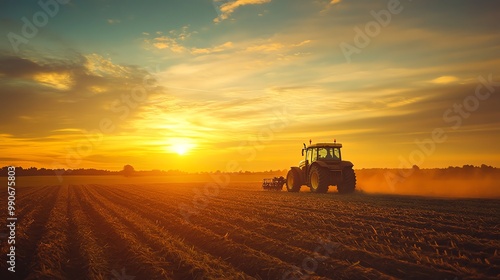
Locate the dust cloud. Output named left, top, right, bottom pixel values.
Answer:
left=356, top=167, right=500, bottom=199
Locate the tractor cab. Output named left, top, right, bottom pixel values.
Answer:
left=299, top=143, right=342, bottom=170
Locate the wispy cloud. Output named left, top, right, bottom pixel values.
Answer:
left=151, top=36, right=186, bottom=52
left=33, top=72, right=74, bottom=90
left=245, top=39, right=311, bottom=53
left=84, top=54, right=131, bottom=77
left=430, top=75, right=459, bottom=84
left=245, top=42, right=284, bottom=52
left=144, top=25, right=196, bottom=53
left=213, top=0, right=271, bottom=22
left=191, top=41, right=234, bottom=54
left=107, top=19, right=121, bottom=25
left=321, top=0, right=342, bottom=13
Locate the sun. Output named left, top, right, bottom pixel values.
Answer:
left=168, top=139, right=195, bottom=155
left=172, top=143, right=190, bottom=155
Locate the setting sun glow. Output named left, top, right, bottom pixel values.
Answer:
left=169, top=140, right=195, bottom=155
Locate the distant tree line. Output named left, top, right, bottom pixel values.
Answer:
left=0, top=166, right=119, bottom=176
left=358, top=164, right=500, bottom=178
left=0, top=165, right=289, bottom=177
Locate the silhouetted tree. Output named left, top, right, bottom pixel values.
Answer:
left=123, top=165, right=135, bottom=177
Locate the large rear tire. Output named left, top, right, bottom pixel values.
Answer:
left=286, top=169, right=303, bottom=192
left=337, top=168, right=356, bottom=194
left=309, top=165, right=330, bottom=193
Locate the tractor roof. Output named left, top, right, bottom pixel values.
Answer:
left=308, top=143, right=342, bottom=148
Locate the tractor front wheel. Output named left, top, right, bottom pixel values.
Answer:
left=286, top=169, right=303, bottom=192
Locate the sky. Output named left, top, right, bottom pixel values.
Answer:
left=1, top=0, right=499, bottom=172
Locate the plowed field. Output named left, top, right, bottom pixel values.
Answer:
left=1, top=182, right=499, bottom=279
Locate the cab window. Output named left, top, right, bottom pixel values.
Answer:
left=333, top=148, right=340, bottom=159
left=317, top=147, right=341, bottom=160
left=311, top=148, right=318, bottom=162
left=318, top=148, right=328, bottom=158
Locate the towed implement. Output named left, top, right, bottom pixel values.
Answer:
left=262, top=176, right=286, bottom=191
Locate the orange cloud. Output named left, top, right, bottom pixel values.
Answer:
left=153, top=42, right=169, bottom=50
left=245, top=39, right=311, bottom=53
left=245, top=42, right=284, bottom=52
left=321, top=0, right=342, bottom=13
left=214, top=0, right=271, bottom=22
left=152, top=36, right=186, bottom=53
left=191, top=41, right=233, bottom=54
left=147, top=26, right=194, bottom=53
left=431, top=76, right=460, bottom=84
left=33, top=72, right=73, bottom=90
left=84, top=54, right=129, bottom=77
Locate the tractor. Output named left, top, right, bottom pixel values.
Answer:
left=286, top=140, right=356, bottom=194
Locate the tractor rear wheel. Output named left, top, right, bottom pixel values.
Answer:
left=286, top=169, right=302, bottom=192
left=309, top=165, right=330, bottom=193
left=337, top=167, right=356, bottom=194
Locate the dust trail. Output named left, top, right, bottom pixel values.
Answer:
left=356, top=168, right=500, bottom=199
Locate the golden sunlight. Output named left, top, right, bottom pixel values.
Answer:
left=167, top=138, right=195, bottom=155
